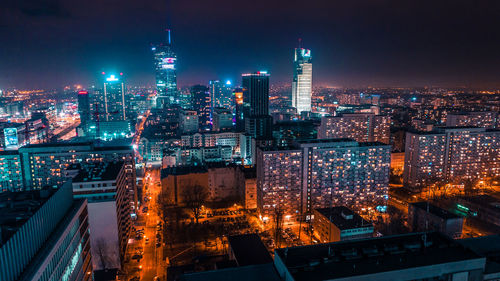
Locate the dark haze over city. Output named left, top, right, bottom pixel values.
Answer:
left=1, top=0, right=500, bottom=88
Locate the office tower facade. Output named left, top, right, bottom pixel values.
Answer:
left=152, top=30, right=177, bottom=108
left=404, top=127, right=500, bottom=191
left=190, top=85, right=211, bottom=130
left=72, top=161, right=131, bottom=271
left=212, top=107, right=233, bottom=131
left=0, top=183, right=92, bottom=281
left=209, top=80, right=233, bottom=111
left=78, top=90, right=91, bottom=132
left=256, top=139, right=390, bottom=221
left=103, top=73, right=126, bottom=121
left=291, top=48, right=312, bottom=113
left=446, top=111, right=498, bottom=129
left=242, top=72, right=272, bottom=139
left=318, top=113, right=391, bottom=144
left=242, top=72, right=269, bottom=117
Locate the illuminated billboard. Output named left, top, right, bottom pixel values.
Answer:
left=4, top=128, right=18, bottom=148
left=301, top=48, right=311, bottom=57
left=161, top=57, right=176, bottom=70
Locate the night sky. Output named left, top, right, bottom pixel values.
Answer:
left=1, top=0, right=500, bottom=89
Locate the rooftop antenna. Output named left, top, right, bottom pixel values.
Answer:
left=298, top=38, right=302, bottom=49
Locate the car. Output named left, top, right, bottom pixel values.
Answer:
left=131, top=254, right=142, bottom=260
left=145, top=237, right=150, bottom=243
left=156, top=242, right=161, bottom=248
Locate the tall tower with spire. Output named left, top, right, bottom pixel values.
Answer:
left=292, top=39, right=312, bottom=113
left=152, top=29, right=178, bottom=108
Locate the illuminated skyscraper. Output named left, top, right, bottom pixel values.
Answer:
left=152, top=29, right=178, bottom=108
left=103, top=73, right=126, bottom=121
left=292, top=47, right=312, bottom=113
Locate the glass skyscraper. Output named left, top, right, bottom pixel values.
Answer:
left=103, top=73, right=126, bottom=121
left=292, top=48, right=312, bottom=113
left=242, top=72, right=272, bottom=139
left=152, top=30, right=178, bottom=108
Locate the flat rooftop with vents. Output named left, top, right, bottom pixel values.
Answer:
left=274, top=232, right=486, bottom=281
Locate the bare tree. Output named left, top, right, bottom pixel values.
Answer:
left=182, top=185, right=208, bottom=224
left=272, top=205, right=284, bottom=248
left=463, top=178, right=478, bottom=197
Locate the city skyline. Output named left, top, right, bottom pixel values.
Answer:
left=2, top=0, right=500, bottom=89
left=1, top=1, right=500, bottom=281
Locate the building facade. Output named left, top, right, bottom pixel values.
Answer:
left=403, top=127, right=500, bottom=191
left=256, top=139, right=391, bottom=221
left=0, top=150, right=23, bottom=192
left=446, top=111, right=498, bottom=129
left=318, top=113, right=391, bottom=144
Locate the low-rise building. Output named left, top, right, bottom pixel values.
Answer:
left=408, top=202, right=464, bottom=238
left=456, top=195, right=500, bottom=227
left=212, top=107, right=233, bottom=131
left=313, top=206, right=373, bottom=243
left=237, top=166, right=257, bottom=210
left=161, top=166, right=209, bottom=205
left=227, top=234, right=273, bottom=267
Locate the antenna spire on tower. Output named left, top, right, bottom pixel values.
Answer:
left=166, top=29, right=171, bottom=45
left=298, top=38, right=302, bottom=49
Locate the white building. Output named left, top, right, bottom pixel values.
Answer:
left=72, top=161, right=132, bottom=271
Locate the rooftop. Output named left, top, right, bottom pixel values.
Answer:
left=72, top=161, right=124, bottom=183
left=180, top=264, right=280, bottom=281
left=0, top=188, right=57, bottom=245
left=161, top=165, right=208, bottom=178
left=315, top=207, right=372, bottom=230
left=275, top=232, right=482, bottom=281
left=227, top=234, right=273, bottom=266
left=410, top=202, right=462, bottom=220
